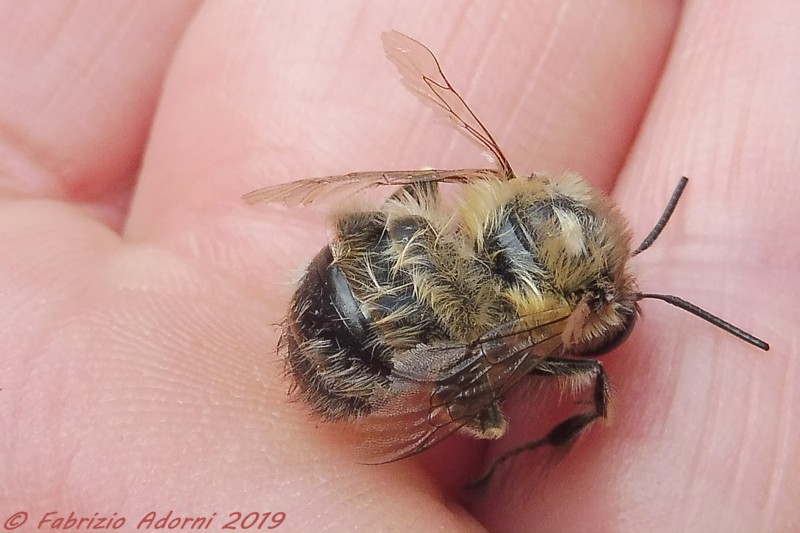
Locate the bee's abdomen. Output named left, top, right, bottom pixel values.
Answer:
left=284, top=245, right=392, bottom=420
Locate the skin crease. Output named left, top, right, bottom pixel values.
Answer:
left=0, top=1, right=797, bottom=532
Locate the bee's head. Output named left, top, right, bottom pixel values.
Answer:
left=562, top=245, right=770, bottom=357
left=562, top=269, right=640, bottom=356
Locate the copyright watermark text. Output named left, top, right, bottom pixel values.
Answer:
left=2, top=510, right=286, bottom=530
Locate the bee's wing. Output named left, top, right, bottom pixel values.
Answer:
left=242, top=168, right=503, bottom=206
left=382, top=30, right=515, bottom=180
left=355, top=307, right=572, bottom=463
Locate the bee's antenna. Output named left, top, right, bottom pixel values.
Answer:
left=633, top=177, right=689, bottom=256
left=636, top=293, right=769, bottom=351
left=632, top=177, right=768, bottom=351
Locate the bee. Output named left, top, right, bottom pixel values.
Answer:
left=244, top=31, right=769, bottom=485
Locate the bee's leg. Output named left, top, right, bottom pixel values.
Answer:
left=467, top=358, right=608, bottom=488
left=459, top=402, right=508, bottom=440
left=387, top=181, right=440, bottom=205
left=532, top=358, right=610, bottom=419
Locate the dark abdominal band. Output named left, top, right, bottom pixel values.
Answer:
left=485, top=195, right=596, bottom=286
left=286, top=245, right=392, bottom=419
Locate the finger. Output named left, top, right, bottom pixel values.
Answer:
left=0, top=1, right=199, bottom=229
left=477, top=2, right=798, bottom=531
left=124, top=0, right=680, bottom=284
left=123, top=3, right=507, bottom=530
left=614, top=2, right=797, bottom=530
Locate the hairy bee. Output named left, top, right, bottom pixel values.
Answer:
left=244, top=31, right=769, bottom=484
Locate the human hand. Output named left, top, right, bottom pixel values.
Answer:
left=1, top=2, right=796, bottom=532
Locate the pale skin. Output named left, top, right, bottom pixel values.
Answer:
left=1, top=2, right=797, bottom=532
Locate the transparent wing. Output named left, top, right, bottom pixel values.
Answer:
left=355, top=307, right=572, bottom=463
left=242, top=168, right=503, bottom=206
left=382, top=30, right=515, bottom=179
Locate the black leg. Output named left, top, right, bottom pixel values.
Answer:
left=533, top=358, right=610, bottom=418
left=467, top=358, right=609, bottom=488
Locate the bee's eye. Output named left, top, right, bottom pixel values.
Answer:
left=588, top=291, right=605, bottom=312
